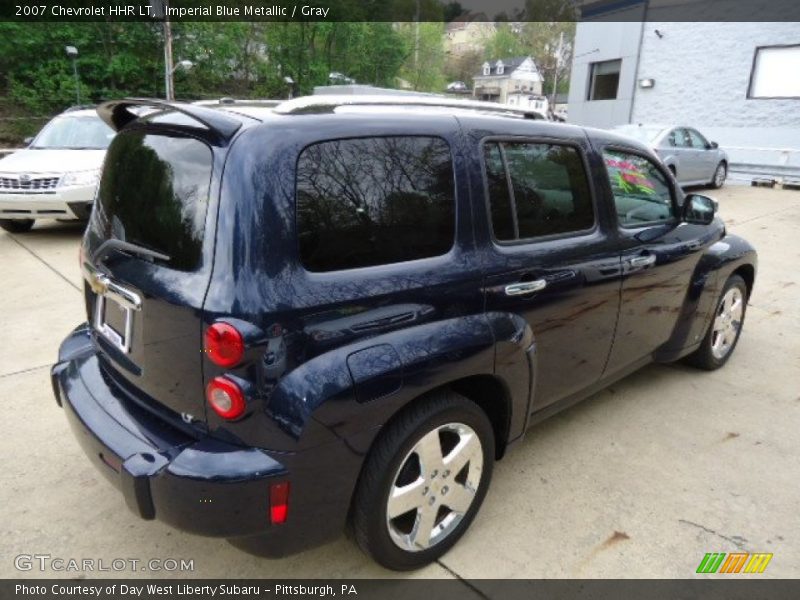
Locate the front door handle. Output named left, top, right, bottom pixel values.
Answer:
left=628, top=255, right=656, bottom=268
left=504, top=280, right=547, bottom=296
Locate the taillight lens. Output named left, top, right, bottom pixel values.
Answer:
left=270, top=482, right=290, bottom=524
left=205, top=322, right=244, bottom=367
left=206, top=376, right=246, bottom=419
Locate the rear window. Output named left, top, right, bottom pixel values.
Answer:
left=296, top=136, right=455, bottom=272
left=32, top=115, right=115, bottom=150
left=90, top=132, right=213, bottom=271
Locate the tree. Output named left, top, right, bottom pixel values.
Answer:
left=0, top=22, right=163, bottom=112
left=482, top=20, right=576, bottom=97
left=483, top=23, right=526, bottom=60
left=518, top=22, right=576, bottom=96
left=397, top=22, right=447, bottom=92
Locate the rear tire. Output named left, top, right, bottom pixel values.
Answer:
left=685, top=274, right=747, bottom=370
left=352, top=390, right=494, bottom=570
left=0, top=218, right=34, bottom=233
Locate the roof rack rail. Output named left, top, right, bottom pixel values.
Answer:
left=96, top=98, right=242, bottom=145
left=273, top=94, right=548, bottom=120
left=191, top=98, right=282, bottom=108
left=64, top=104, right=96, bottom=112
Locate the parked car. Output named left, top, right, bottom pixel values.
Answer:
left=613, top=124, right=729, bottom=189
left=0, top=106, right=115, bottom=233
left=446, top=81, right=469, bottom=92
left=52, top=97, right=756, bottom=571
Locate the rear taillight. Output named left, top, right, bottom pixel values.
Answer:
left=205, top=322, right=244, bottom=367
left=206, top=376, right=246, bottom=419
left=270, top=482, right=290, bottom=524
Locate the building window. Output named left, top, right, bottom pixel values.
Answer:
left=748, top=44, right=800, bottom=98
left=496, top=61, right=504, bottom=75
left=587, top=59, right=621, bottom=101
left=482, top=62, right=490, bottom=76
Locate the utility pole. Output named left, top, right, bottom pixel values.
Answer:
left=163, top=0, right=174, bottom=101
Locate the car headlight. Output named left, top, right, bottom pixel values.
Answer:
left=61, top=169, right=101, bottom=187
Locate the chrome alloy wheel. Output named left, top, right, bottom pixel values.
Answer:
left=711, top=287, right=744, bottom=359
left=385, top=422, right=483, bottom=552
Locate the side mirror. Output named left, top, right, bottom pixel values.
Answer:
left=23, top=137, right=33, bottom=146
left=683, top=193, right=717, bottom=225
left=708, top=141, right=719, bottom=149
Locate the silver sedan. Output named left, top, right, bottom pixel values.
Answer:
left=614, top=124, right=729, bottom=188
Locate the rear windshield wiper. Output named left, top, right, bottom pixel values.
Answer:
left=92, top=238, right=171, bottom=265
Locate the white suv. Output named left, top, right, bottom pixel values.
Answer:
left=0, top=107, right=114, bottom=233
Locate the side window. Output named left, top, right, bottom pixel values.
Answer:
left=296, top=136, right=455, bottom=272
left=483, top=141, right=594, bottom=241
left=603, top=149, right=675, bottom=227
left=667, top=129, right=680, bottom=147
left=686, top=129, right=708, bottom=149
left=679, top=128, right=693, bottom=148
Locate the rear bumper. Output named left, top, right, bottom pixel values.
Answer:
left=51, top=325, right=356, bottom=555
left=0, top=185, right=93, bottom=220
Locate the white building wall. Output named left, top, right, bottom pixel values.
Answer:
left=632, top=22, right=800, bottom=176
left=567, top=20, right=645, bottom=129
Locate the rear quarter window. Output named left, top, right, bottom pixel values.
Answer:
left=296, top=136, right=455, bottom=272
left=91, top=132, right=213, bottom=271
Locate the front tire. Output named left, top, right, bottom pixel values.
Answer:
left=352, top=390, right=494, bottom=570
left=686, top=274, right=747, bottom=370
left=709, top=162, right=727, bottom=189
left=0, top=218, right=34, bottom=233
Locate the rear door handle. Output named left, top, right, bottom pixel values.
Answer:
left=628, top=255, right=656, bottom=268
left=504, top=280, right=547, bottom=296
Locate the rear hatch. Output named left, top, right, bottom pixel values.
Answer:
left=81, top=123, right=216, bottom=429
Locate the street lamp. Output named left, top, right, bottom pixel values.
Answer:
left=283, top=76, right=296, bottom=99
left=65, top=45, right=81, bottom=105
left=171, top=59, right=193, bottom=74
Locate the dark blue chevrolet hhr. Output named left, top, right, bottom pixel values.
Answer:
left=52, top=96, right=756, bottom=570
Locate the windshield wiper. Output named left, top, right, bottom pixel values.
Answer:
left=92, top=238, right=171, bottom=265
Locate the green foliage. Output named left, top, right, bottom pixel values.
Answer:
left=397, top=22, right=447, bottom=92
left=484, top=24, right=527, bottom=60
left=0, top=21, right=413, bottom=113
left=0, top=22, right=163, bottom=112
left=483, top=20, right=576, bottom=95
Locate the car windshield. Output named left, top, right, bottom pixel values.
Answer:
left=614, top=125, right=665, bottom=144
left=31, top=115, right=115, bottom=150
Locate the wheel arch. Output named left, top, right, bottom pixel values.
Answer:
left=731, top=263, right=755, bottom=299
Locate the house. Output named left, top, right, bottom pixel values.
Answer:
left=567, top=1, right=800, bottom=178
left=473, top=57, right=544, bottom=103
left=444, top=13, right=495, bottom=57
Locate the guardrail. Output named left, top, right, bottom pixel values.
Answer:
left=725, top=145, right=800, bottom=181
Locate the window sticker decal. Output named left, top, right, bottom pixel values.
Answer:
left=605, top=156, right=657, bottom=196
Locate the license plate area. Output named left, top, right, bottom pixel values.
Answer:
left=95, top=294, right=134, bottom=354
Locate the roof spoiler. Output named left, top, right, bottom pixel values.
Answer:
left=97, top=98, right=242, bottom=145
